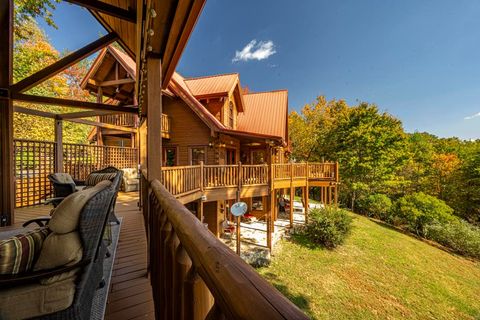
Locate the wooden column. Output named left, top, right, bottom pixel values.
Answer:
left=268, top=191, right=274, bottom=251
left=54, top=119, right=64, bottom=172
left=0, top=0, right=14, bottom=226
left=305, top=185, right=309, bottom=223
left=289, top=163, right=294, bottom=228
left=146, top=56, right=162, bottom=182
left=96, top=87, right=104, bottom=146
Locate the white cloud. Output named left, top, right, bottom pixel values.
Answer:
left=232, top=40, right=276, bottom=62
left=464, top=112, right=480, bottom=120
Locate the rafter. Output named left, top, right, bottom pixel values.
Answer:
left=11, top=33, right=118, bottom=93
left=11, top=92, right=138, bottom=113
left=88, top=78, right=135, bottom=87
left=13, top=106, right=56, bottom=119
left=64, top=0, right=136, bottom=23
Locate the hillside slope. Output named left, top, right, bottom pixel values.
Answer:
left=258, top=213, right=480, bottom=319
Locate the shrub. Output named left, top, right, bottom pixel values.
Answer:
left=425, top=221, right=480, bottom=259
left=301, top=206, right=353, bottom=249
left=357, top=194, right=392, bottom=220
left=391, top=192, right=456, bottom=236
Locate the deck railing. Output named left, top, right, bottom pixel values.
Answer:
left=161, top=165, right=202, bottom=196
left=14, top=139, right=138, bottom=207
left=161, top=162, right=339, bottom=198
left=147, top=178, right=308, bottom=319
left=99, top=113, right=171, bottom=138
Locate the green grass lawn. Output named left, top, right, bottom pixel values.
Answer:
left=258, top=213, right=480, bottom=320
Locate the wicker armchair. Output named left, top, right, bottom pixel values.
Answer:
left=0, top=180, right=116, bottom=319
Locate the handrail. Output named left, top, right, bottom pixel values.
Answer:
left=148, top=180, right=308, bottom=319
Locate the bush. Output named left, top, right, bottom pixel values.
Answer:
left=391, top=192, right=456, bottom=236
left=425, top=221, right=480, bottom=259
left=357, top=194, right=392, bottom=220
left=301, top=206, right=353, bottom=249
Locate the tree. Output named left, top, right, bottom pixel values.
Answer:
left=13, top=19, right=92, bottom=143
left=14, top=0, right=59, bottom=39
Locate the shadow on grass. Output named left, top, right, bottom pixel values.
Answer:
left=261, top=271, right=313, bottom=318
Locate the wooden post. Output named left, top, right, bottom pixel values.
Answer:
left=96, top=87, right=104, bottom=146
left=198, top=199, right=204, bottom=222
left=305, top=185, right=309, bottom=223
left=54, top=119, right=64, bottom=172
left=146, top=56, right=162, bottom=182
left=236, top=161, right=242, bottom=256
left=236, top=215, right=241, bottom=255
left=268, top=191, right=274, bottom=251
left=289, top=163, right=294, bottom=228
left=200, top=160, right=204, bottom=192
left=0, top=0, right=14, bottom=226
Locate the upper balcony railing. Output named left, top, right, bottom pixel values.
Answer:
left=99, top=113, right=171, bottom=138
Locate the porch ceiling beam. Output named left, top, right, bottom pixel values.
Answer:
left=11, top=92, right=139, bottom=113
left=11, top=32, right=118, bottom=93
left=64, top=0, right=136, bottom=23
left=58, top=109, right=126, bottom=120
left=13, top=106, right=57, bottom=119
left=88, top=78, right=135, bottom=87
left=66, top=118, right=137, bottom=133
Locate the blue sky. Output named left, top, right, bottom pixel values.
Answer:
left=39, top=0, right=480, bottom=140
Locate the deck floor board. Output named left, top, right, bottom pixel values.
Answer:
left=13, top=192, right=154, bottom=320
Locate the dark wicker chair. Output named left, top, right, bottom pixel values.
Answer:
left=46, top=173, right=85, bottom=207
left=0, top=180, right=117, bottom=319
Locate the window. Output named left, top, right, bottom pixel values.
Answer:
left=229, top=101, right=234, bottom=128
left=163, top=147, right=177, bottom=167
left=190, top=147, right=206, bottom=165
left=252, top=197, right=264, bottom=211
left=251, top=150, right=266, bottom=164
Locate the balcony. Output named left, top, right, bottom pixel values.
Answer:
left=99, top=113, right=171, bottom=139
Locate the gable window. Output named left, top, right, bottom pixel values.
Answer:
left=229, top=101, right=234, bottom=128
left=190, top=147, right=206, bottom=165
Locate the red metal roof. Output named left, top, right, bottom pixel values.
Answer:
left=237, top=90, right=288, bottom=141
left=184, top=73, right=239, bottom=97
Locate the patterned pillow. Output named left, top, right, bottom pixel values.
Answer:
left=85, top=172, right=116, bottom=186
left=0, top=227, right=50, bottom=275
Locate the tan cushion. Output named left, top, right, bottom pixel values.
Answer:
left=33, top=232, right=83, bottom=271
left=49, top=180, right=112, bottom=234
left=0, top=275, right=76, bottom=319
left=0, top=227, right=50, bottom=275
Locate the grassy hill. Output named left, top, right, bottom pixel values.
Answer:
left=258, top=213, right=480, bottom=319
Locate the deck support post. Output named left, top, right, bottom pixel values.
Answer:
left=0, top=0, right=14, bottom=226
left=268, top=191, right=274, bottom=251
left=54, top=119, right=64, bottom=172
left=289, top=163, right=294, bottom=228
left=305, top=185, right=309, bottom=223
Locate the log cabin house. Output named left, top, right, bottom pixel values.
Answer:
left=81, top=45, right=324, bottom=238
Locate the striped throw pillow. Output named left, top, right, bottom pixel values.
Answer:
left=0, top=227, right=50, bottom=275
left=85, top=172, right=116, bottom=186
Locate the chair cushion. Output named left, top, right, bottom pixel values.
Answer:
left=0, top=275, right=76, bottom=319
left=85, top=172, right=117, bottom=186
left=126, top=178, right=139, bottom=185
left=122, top=168, right=138, bottom=179
left=49, top=180, right=112, bottom=234
left=34, top=231, right=83, bottom=271
left=0, top=228, right=50, bottom=275
left=52, top=173, right=75, bottom=185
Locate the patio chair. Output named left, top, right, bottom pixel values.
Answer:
left=46, top=173, right=85, bottom=207
left=0, top=179, right=116, bottom=319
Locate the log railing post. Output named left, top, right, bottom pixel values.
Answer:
left=290, top=163, right=294, bottom=228
left=200, top=161, right=204, bottom=192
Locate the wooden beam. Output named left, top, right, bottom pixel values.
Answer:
left=13, top=106, right=56, bottom=119
left=54, top=120, right=64, bottom=172
left=58, top=109, right=125, bottom=120
left=146, top=56, right=162, bottom=181
left=0, top=0, right=14, bottom=226
left=11, top=33, right=118, bottom=93
left=88, top=78, right=135, bottom=87
left=11, top=92, right=139, bottom=113
left=66, top=118, right=137, bottom=133
left=64, top=0, right=136, bottom=23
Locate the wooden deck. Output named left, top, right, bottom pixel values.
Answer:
left=12, top=192, right=154, bottom=320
